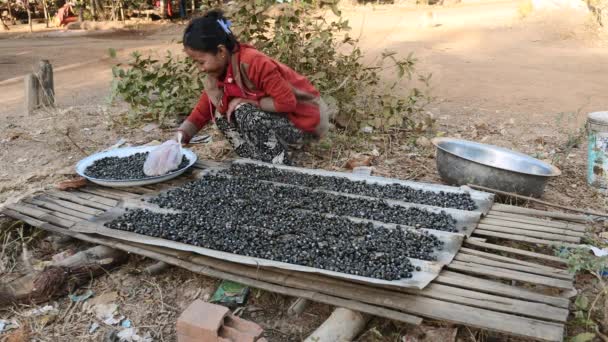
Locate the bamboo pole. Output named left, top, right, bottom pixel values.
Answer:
left=469, top=184, right=601, bottom=219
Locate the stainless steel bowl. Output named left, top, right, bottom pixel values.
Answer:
left=76, top=146, right=198, bottom=187
left=432, top=138, right=561, bottom=197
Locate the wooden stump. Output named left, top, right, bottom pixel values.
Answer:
left=37, top=60, right=54, bottom=107
left=25, top=60, right=55, bottom=114
left=25, top=73, right=39, bottom=114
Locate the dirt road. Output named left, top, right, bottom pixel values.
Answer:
left=345, top=1, right=608, bottom=141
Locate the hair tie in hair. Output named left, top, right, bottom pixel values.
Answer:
left=217, top=19, right=232, bottom=35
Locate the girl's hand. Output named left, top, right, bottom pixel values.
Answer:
left=226, top=98, right=258, bottom=123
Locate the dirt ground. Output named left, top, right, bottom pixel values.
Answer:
left=0, top=0, right=607, bottom=341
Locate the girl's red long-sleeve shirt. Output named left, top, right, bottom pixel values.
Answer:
left=184, top=44, right=322, bottom=137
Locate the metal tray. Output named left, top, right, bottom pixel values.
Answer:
left=76, top=146, right=198, bottom=187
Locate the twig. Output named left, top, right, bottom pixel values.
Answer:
left=588, top=272, right=608, bottom=324
left=465, top=326, right=478, bottom=342
left=65, top=127, right=87, bottom=156
left=596, top=326, right=608, bottom=342
left=62, top=301, right=81, bottom=332
left=58, top=300, right=75, bottom=323
left=143, top=279, right=176, bottom=313
left=467, top=184, right=608, bottom=218
left=326, top=77, right=350, bottom=94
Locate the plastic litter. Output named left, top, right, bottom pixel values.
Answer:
left=121, top=319, right=132, bottom=328
left=89, top=322, right=100, bottom=333
left=0, top=319, right=19, bottom=333
left=69, top=290, right=94, bottom=302
left=117, top=328, right=153, bottom=342
left=143, top=138, right=183, bottom=177
left=211, top=280, right=250, bottom=309
left=583, top=245, right=608, bottom=257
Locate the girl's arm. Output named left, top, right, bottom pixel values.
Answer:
left=178, top=91, right=213, bottom=143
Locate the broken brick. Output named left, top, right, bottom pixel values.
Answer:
left=177, top=300, right=229, bottom=341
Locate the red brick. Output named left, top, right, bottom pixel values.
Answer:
left=225, top=315, right=263, bottom=338
left=177, top=300, right=229, bottom=341
left=219, top=326, right=257, bottom=342
left=177, top=334, right=232, bottom=342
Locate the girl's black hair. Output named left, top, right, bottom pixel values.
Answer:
left=183, top=10, right=239, bottom=54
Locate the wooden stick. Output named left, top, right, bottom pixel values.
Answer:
left=473, top=229, right=578, bottom=247
left=89, top=186, right=140, bottom=199
left=5, top=203, right=76, bottom=228
left=46, top=190, right=113, bottom=211
left=71, top=190, right=118, bottom=207
left=476, top=224, right=580, bottom=243
left=459, top=248, right=569, bottom=274
left=24, top=198, right=93, bottom=220
left=447, top=261, right=573, bottom=290
left=491, top=205, right=589, bottom=223
left=78, top=188, right=128, bottom=200
left=454, top=254, right=573, bottom=280
left=470, top=184, right=600, bottom=219
left=419, top=283, right=568, bottom=322
left=464, top=239, right=566, bottom=264
left=480, top=218, right=585, bottom=237
left=36, top=195, right=103, bottom=216
left=435, top=271, right=569, bottom=308
left=485, top=213, right=587, bottom=231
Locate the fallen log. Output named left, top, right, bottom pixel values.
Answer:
left=0, top=245, right=128, bottom=306
left=304, top=308, right=370, bottom=342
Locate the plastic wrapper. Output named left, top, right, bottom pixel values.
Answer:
left=143, top=140, right=183, bottom=176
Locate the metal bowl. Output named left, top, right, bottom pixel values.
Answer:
left=76, top=146, right=198, bottom=188
left=432, top=138, right=561, bottom=197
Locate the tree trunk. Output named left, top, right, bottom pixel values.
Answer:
left=90, top=0, right=96, bottom=20
left=7, top=0, right=14, bottom=25
left=191, top=0, right=195, bottom=14
left=41, top=0, right=49, bottom=27
left=95, top=0, right=105, bottom=20
left=36, top=60, right=55, bottom=107
left=27, top=4, right=32, bottom=33
left=160, top=0, right=166, bottom=18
